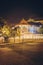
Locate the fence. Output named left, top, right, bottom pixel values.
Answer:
left=0, top=34, right=43, bottom=43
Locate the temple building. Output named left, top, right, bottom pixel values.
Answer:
left=15, top=19, right=29, bottom=34
left=15, top=18, right=42, bottom=34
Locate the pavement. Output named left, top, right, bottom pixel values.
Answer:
left=0, top=43, right=43, bottom=65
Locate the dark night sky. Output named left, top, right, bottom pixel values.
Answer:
left=0, top=0, right=43, bottom=23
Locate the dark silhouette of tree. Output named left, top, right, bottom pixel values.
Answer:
left=12, top=26, right=21, bottom=43
left=0, top=17, right=6, bottom=28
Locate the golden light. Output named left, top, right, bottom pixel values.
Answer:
left=2, top=25, right=10, bottom=36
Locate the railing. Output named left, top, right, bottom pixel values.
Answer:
left=0, top=34, right=43, bottom=43
left=22, top=34, right=43, bottom=39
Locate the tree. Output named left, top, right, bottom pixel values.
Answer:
left=39, top=25, right=43, bottom=34
left=12, top=26, right=21, bottom=43
left=11, top=26, right=17, bottom=43
left=0, top=17, right=6, bottom=28
left=16, top=26, right=21, bottom=43
left=2, top=25, right=11, bottom=43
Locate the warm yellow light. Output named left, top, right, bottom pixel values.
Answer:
left=2, top=25, right=10, bottom=36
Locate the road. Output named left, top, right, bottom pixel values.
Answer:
left=0, top=43, right=43, bottom=65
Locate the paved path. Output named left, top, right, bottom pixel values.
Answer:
left=0, top=43, right=43, bottom=65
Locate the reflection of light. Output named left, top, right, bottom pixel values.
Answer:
left=1, top=48, right=12, bottom=52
